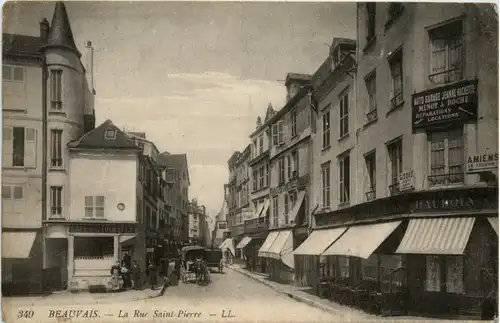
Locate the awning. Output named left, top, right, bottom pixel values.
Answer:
left=266, top=230, right=294, bottom=268
left=258, top=231, right=280, bottom=258
left=255, top=203, right=264, bottom=218
left=236, top=236, right=252, bottom=249
left=2, top=232, right=37, bottom=259
left=293, top=227, right=347, bottom=256
left=396, top=217, right=475, bottom=255
left=322, top=221, right=402, bottom=259
left=289, top=191, right=306, bottom=224
left=487, top=217, right=498, bottom=235
left=219, top=238, right=235, bottom=256
left=119, top=235, right=136, bottom=244
left=259, top=199, right=270, bottom=218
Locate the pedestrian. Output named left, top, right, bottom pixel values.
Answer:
left=123, top=252, right=131, bottom=268
left=131, top=260, right=141, bottom=290
left=175, top=256, right=181, bottom=282
left=120, top=261, right=131, bottom=289
left=159, top=257, right=170, bottom=296
left=148, top=261, right=157, bottom=290
left=110, top=261, right=122, bottom=292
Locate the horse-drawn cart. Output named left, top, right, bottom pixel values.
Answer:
left=204, top=248, right=223, bottom=273
left=180, top=245, right=211, bottom=285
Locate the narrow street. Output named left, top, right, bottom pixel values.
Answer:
left=3, top=269, right=341, bottom=323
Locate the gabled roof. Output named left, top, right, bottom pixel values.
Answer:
left=2, top=33, right=45, bottom=57
left=157, top=152, right=190, bottom=185
left=67, top=119, right=139, bottom=150
left=42, top=1, right=80, bottom=57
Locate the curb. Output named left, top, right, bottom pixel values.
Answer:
left=228, top=266, right=352, bottom=318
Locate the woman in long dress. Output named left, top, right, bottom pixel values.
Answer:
left=110, top=261, right=122, bottom=291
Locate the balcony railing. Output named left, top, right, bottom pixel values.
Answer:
left=244, top=217, right=268, bottom=233
left=365, top=190, right=376, bottom=201
left=428, top=173, right=464, bottom=186
left=389, top=183, right=400, bottom=196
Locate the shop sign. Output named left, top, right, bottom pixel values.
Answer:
left=69, top=223, right=135, bottom=234
left=413, top=195, right=497, bottom=212
left=412, top=79, right=478, bottom=129
left=467, top=152, right=498, bottom=173
left=398, top=170, right=415, bottom=191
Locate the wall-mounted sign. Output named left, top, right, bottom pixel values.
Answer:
left=69, top=223, right=135, bottom=234
left=467, top=152, right=498, bottom=173
left=413, top=195, right=497, bottom=212
left=399, top=170, right=415, bottom=191
left=412, top=79, right=478, bottom=129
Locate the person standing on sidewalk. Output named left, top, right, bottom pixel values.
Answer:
left=131, top=260, right=141, bottom=290
left=147, top=261, right=157, bottom=290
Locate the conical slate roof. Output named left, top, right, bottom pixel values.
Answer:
left=45, top=1, right=80, bottom=56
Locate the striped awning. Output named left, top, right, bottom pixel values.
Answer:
left=259, top=199, right=270, bottom=218
left=2, top=232, right=37, bottom=259
left=258, top=231, right=280, bottom=258
left=236, top=236, right=252, bottom=249
left=219, top=238, right=235, bottom=256
left=487, top=217, right=498, bottom=235
left=322, top=221, right=402, bottom=259
left=266, top=230, right=294, bottom=269
left=293, top=227, right=347, bottom=256
left=396, top=217, right=475, bottom=255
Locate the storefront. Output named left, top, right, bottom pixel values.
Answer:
left=243, top=216, right=268, bottom=272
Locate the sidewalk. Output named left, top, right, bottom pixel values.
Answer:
left=3, top=288, right=160, bottom=306
left=228, top=264, right=486, bottom=323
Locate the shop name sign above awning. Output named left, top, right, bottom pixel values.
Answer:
left=69, top=223, right=136, bottom=234
left=412, top=79, right=478, bottom=129
left=466, top=152, right=498, bottom=173
left=413, top=195, right=497, bottom=212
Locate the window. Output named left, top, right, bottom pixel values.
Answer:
left=3, top=127, right=36, bottom=168
left=253, top=139, right=258, bottom=157
left=339, top=154, right=350, bottom=204
left=259, top=165, right=264, bottom=189
left=2, top=185, right=23, bottom=200
left=291, top=110, right=297, bottom=137
left=366, top=3, right=376, bottom=41
left=272, top=196, right=279, bottom=226
left=265, top=164, right=269, bottom=186
left=339, top=256, right=350, bottom=278
left=446, top=256, right=464, bottom=294
left=365, top=151, right=376, bottom=200
left=252, top=169, right=258, bottom=191
left=365, top=72, right=377, bottom=122
left=278, top=157, right=285, bottom=184
left=322, top=110, right=331, bottom=149
left=50, top=129, right=63, bottom=168
left=321, top=163, right=331, bottom=207
left=284, top=194, right=289, bottom=224
left=287, top=155, right=292, bottom=180
left=387, top=138, right=403, bottom=194
left=428, top=128, right=464, bottom=186
left=388, top=3, right=404, bottom=21
left=291, top=150, right=298, bottom=178
left=50, top=186, right=63, bottom=217
left=278, top=120, right=284, bottom=144
left=339, top=92, right=349, bottom=138
left=289, top=191, right=297, bottom=209
left=259, top=134, right=264, bottom=154
left=272, top=124, right=278, bottom=145
left=104, top=129, right=117, bottom=140
left=429, top=20, right=463, bottom=84
left=3, top=65, right=24, bottom=82
left=389, top=50, right=403, bottom=109
left=426, top=255, right=441, bottom=292
left=84, top=196, right=105, bottom=218
left=50, top=70, right=63, bottom=110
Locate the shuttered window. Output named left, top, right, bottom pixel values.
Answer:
left=2, top=126, right=37, bottom=168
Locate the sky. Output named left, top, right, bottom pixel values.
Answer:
left=3, top=1, right=356, bottom=219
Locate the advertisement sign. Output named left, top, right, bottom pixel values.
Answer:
left=69, top=223, right=135, bottom=234
left=398, top=170, right=415, bottom=191
left=412, top=79, right=478, bottom=129
left=467, top=152, right=499, bottom=173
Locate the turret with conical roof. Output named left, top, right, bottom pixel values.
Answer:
left=43, top=1, right=80, bottom=57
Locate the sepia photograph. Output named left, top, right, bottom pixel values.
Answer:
left=1, top=1, right=499, bottom=322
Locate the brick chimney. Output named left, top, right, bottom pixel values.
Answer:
left=39, top=18, right=49, bottom=41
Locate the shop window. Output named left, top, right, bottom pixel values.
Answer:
left=446, top=255, right=464, bottom=294
left=338, top=256, right=350, bottom=278
left=426, top=255, right=441, bottom=292
left=361, top=254, right=379, bottom=281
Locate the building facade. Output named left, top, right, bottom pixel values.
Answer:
left=188, top=199, right=208, bottom=245
left=296, top=3, right=498, bottom=319
left=2, top=2, right=95, bottom=295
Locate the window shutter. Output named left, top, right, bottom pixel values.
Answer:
left=2, top=127, right=13, bottom=168
left=24, top=128, right=37, bottom=168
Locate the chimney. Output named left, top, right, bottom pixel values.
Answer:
left=85, top=41, right=94, bottom=93
left=40, top=18, right=49, bottom=41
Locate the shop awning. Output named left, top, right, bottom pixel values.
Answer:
left=255, top=203, right=264, bottom=218
left=293, top=227, right=347, bottom=256
left=119, top=235, right=136, bottom=244
left=259, top=199, right=270, bottom=218
left=2, top=232, right=37, bottom=259
left=396, top=217, right=475, bottom=255
left=322, top=221, right=402, bottom=259
left=219, top=238, right=235, bottom=256
left=266, top=230, right=294, bottom=268
left=289, top=191, right=306, bottom=224
left=258, top=231, right=280, bottom=258
left=487, top=217, right=498, bottom=235
left=236, top=236, right=252, bottom=249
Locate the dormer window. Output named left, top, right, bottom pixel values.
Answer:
left=104, top=129, right=117, bottom=140
left=332, top=47, right=342, bottom=70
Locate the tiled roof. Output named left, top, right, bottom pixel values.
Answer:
left=157, top=153, right=188, bottom=170
left=2, top=33, right=45, bottom=57
left=285, top=73, right=312, bottom=86
left=67, top=119, right=139, bottom=150
left=43, top=1, right=80, bottom=57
